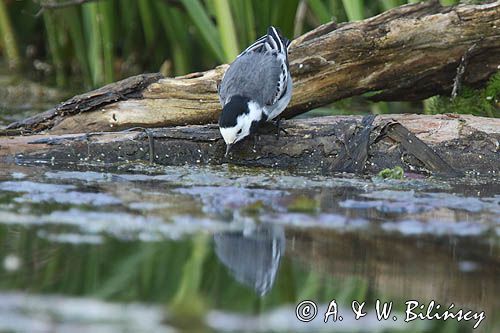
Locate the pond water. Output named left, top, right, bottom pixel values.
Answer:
left=0, top=71, right=71, bottom=128
left=0, top=162, right=498, bottom=333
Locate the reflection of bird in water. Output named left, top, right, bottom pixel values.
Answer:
left=214, top=224, right=285, bottom=296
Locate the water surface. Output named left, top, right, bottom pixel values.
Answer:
left=0, top=163, right=498, bottom=332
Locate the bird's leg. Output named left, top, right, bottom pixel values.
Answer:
left=253, top=133, right=259, bottom=148
left=273, top=118, right=288, bottom=140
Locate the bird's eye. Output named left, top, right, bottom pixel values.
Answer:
left=237, top=129, right=242, bottom=135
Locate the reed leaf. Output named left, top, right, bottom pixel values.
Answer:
left=328, top=0, right=347, bottom=22
left=272, top=0, right=300, bottom=37
left=213, top=0, right=239, bottom=61
left=380, top=0, right=403, bottom=11
left=98, top=0, right=114, bottom=83
left=341, top=0, right=364, bottom=21
left=308, top=0, right=332, bottom=24
left=180, top=0, right=225, bottom=62
left=253, top=0, right=272, bottom=34
left=229, top=0, right=256, bottom=49
left=119, top=0, right=140, bottom=57
left=82, top=2, right=104, bottom=86
left=42, top=11, right=66, bottom=86
left=138, top=0, right=156, bottom=48
left=155, top=1, right=191, bottom=75
left=62, top=7, right=91, bottom=87
left=0, top=0, right=20, bottom=69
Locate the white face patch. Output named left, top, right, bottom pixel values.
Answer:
left=219, top=101, right=264, bottom=145
left=220, top=126, right=238, bottom=145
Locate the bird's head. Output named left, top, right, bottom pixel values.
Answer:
left=219, top=96, right=262, bottom=157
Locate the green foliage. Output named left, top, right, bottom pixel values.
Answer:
left=424, top=71, right=500, bottom=118
left=0, top=0, right=420, bottom=89
left=381, top=0, right=404, bottom=11
left=378, top=166, right=405, bottom=179
left=440, top=0, right=459, bottom=5
left=0, top=0, right=20, bottom=69
left=42, top=10, right=66, bottom=86
left=308, top=0, right=333, bottom=24
left=213, top=0, right=239, bottom=62
left=0, top=0, right=496, bottom=119
left=181, top=0, right=225, bottom=62
left=342, top=0, right=364, bottom=21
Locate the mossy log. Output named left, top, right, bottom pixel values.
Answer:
left=4, top=0, right=500, bottom=134
left=1, top=114, right=498, bottom=176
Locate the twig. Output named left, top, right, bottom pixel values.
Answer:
left=451, top=43, right=477, bottom=99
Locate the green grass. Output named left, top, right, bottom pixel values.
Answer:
left=341, top=0, right=364, bottom=21
left=42, top=10, right=66, bottom=86
left=213, top=0, right=239, bottom=62
left=0, top=0, right=20, bottom=69
left=0, top=0, right=406, bottom=87
left=0, top=0, right=496, bottom=118
left=308, top=0, right=332, bottom=24
left=181, top=0, right=225, bottom=62
left=63, top=7, right=91, bottom=87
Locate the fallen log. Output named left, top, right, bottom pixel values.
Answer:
left=1, top=114, right=498, bottom=176
left=4, top=0, right=500, bottom=134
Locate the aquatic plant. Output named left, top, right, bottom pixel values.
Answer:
left=378, top=166, right=405, bottom=180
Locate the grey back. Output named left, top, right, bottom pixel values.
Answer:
left=219, top=52, right=281, bottom=107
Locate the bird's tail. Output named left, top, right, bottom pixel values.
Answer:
left=239, top=26, right=291, bottom=57
left=266, top=26, right=290, bottom=52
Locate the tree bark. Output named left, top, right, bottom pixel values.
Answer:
left=1, top=114, right=498, bottom=176
left=4, top=0, right=500, bottom=135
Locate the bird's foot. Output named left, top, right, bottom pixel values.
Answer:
left=273, top=118, right=288, bottom=140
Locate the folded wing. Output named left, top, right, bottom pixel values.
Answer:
left=219, top=26, right=291, bottom=108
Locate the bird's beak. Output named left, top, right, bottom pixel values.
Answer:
left=224, top=144, right=233, bottom=158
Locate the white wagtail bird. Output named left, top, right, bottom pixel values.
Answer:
left=218, top=26, right=293, bottom=157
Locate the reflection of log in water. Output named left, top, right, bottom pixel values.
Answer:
left=286, top=228, right=500, bottom=321
left=214, top=224, right=285, bottom=296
